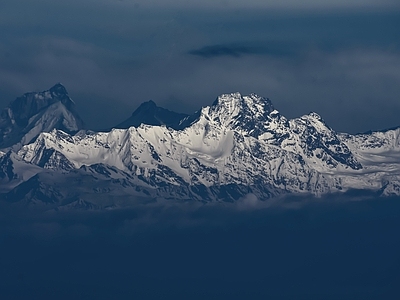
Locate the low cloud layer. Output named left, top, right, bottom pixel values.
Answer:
left=0, top=192, right=394, bottom=238
left=1, top=195, right=400, bottom=299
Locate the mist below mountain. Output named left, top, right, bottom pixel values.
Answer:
left=1, top=195, right=399, bottom=300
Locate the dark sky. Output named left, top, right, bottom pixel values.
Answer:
left=0, top=0, right=399, bottom=133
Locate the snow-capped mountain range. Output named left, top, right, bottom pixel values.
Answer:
left=1, top=84, right=400, bottom=208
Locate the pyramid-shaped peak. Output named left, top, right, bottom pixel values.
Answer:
left=49, top=83, right=68, bottom=95
left=198, top=92, right=281, bottom=137
left=114, top=100, right=188, bottom=130
left=48, top=83, right=74, bottom=106
left=136, top=100, right=158, bottom=111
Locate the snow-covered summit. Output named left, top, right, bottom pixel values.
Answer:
left=203, top=92, right=276, bottom=137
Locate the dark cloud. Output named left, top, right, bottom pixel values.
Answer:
left=189, top=45, right=256, bottom=58
left=188, top=43, right=296, bottom=58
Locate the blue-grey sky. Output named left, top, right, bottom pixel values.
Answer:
left=0, top=0, right=399, bottom=133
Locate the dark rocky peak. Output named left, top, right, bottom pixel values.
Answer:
left=49, top=82, right=68, bottom=95
left=8, top=83, right=75, bottom=127
left=115, top=100, right=189, bottom=130
left=0, top=84, right=84, bottom=150
left=48, top=83, right=73, bottom=107
left=138, top=99, right=157, bottom=110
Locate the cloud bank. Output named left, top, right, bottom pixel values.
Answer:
left=1, top=195, right=400, bottom=299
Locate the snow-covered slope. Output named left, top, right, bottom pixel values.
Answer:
left=0, top=151, right=43, bottom=193
left=0, top=83, right=84, bottom=151
left=338, top=128, right=400, bottom=195
left=2, top=91, right=400, bottom=206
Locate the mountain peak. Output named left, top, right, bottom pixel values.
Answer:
left=115, top=100, right=188, bottom=130
left=136, top=100, right=158, bottom=111
left=8, top=84, right=77, bottom=125
left=306, top=112, right=323, bottom=121
left=0, top=84, right=84, bottom=150
left=48, top=83, right=75, bottom=107
left=212, top=92, right=242, bottom=105
left=299, top=112, right=331, bottom=131
left=201, top=92, right=277, bottom=137
left=211, top=92, right=274, bottom=114
left=49, top=83, right=68, bottom=95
